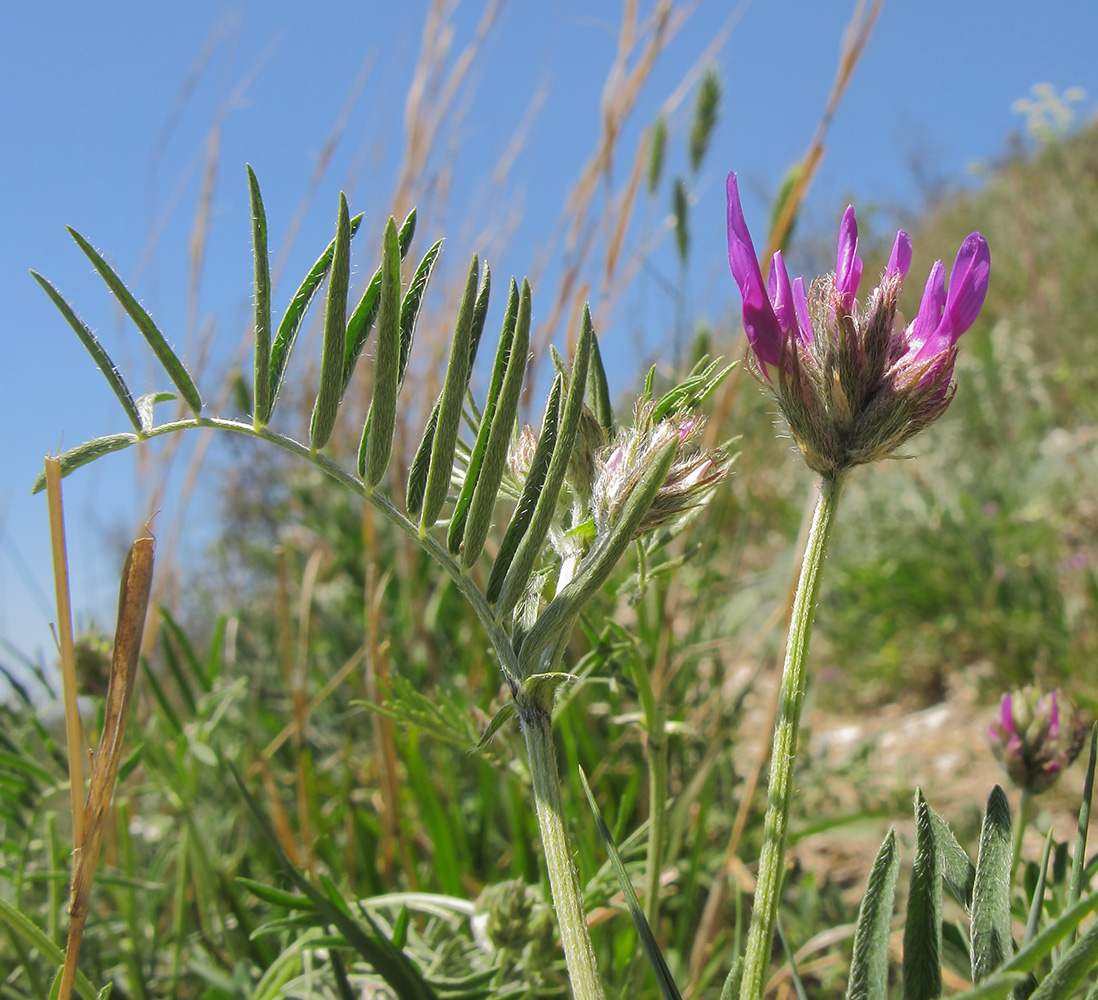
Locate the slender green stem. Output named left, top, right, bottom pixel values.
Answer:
left=739, top=473, right=845, bottom=1000
left=520, top=703, right=606, bottom=1000
left=628, top=654, right=666, bottom=929
left=1012, top=788, right=1031, bottom=884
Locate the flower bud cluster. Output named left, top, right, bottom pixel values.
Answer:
left=988, top=686, right=1086, bottom=795
left=726, top=172, right=991, bottom=477
left=591, top=402, right=727, bottom=540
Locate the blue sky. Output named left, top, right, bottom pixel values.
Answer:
left=1, top=1, right=1095, bottom=689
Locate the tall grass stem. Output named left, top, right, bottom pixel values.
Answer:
left=739, top=472, right=845, bottom=1000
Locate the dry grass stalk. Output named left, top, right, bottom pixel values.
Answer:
left=45, top=456, right=85, bottom=849
left=58, top=532, right=155, bottom=1000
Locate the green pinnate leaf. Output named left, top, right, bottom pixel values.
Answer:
left=363, top=217, right=403, bottom=490
left=31, top=435, right=139, bottom=495
left=846, top=828, right=899, bottom=1000
left=247, top=164, right=272, bottom=426
left=902, top=789, right=942, bottom=1000
left=971, top=786, right=1014, bottom=983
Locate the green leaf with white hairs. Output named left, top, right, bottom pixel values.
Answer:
left=1027, top=918, right=1098, bottom=1000
left=31, top=270, right=142, bottom=433
left=68, top=227, right=203, bottom=415
left=462, top=280, right=531, bottom=571
left=494, top=306, right=593, bottom=618
left=902, top=790, right=942, bottom=1000
left=309, top=192, right=352, bottom=451
left=971, top=786, right=1014, bottom=984
left=363, top=217, right=403, bottom=490
left=579, top=767, right=684, bottom=1000
left=516, top=436, right=677, bottom=677
left=931, top=806, right=976, bottom=911
left=247, top=165, right=272, bottom=427
left=405, top=402, right=439, bottom=517
left=449, top=278, right=519, bottom=556
left=1025, top=830, right=1055, bottom=946
left=395, top=238, right=442, bottom=389
left=419, top=255, right=481, bottom=531
left=846, top=828, right=899, bottom=1000
left=31, top=434, right=139, bottom=494
left=944, top=972, right=1029, bottom=1000
left=484, top=375, right=561, bottom=599
left=267, top=211, right=364, bottom=422
left=134, top=392, right=176, bottom=434
left=474, top=702, right=516, bottom=752
left=586, top=328, right=613, bottom=434
left=342, top=209, right=417, bottom=393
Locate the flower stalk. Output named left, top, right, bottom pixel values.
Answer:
left=739, top=471, right=845, bottom=1000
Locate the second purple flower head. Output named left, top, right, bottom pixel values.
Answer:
left=726, top=172, right=991, bottom=477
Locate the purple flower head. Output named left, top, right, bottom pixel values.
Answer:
left=725, top=170, right=991, bottom=476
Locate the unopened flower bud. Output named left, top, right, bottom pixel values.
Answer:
left=988, top=686, right=1085, bottom=795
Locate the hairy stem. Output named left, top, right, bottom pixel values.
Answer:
left=520, top=704, right=606, bottom=1000
left=739, top=472, right=845, bottom=1000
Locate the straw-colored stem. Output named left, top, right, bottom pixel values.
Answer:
left=739, top=473, right=844, bottom=1000
left=520, top=704, right=605, bottom=1000
left=45, top=457, right=84, bottom=847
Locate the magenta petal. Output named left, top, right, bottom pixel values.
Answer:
left=886, top=230, right=913, bottom=280
left=769, top=250, right=799, bottom=339
left=727, top=173, right=782, bottom=366
left=1048, top=691, right=1061, bottom=740
left=835, top=205, right=863, bottom=309
left=1000, top=694, right=1016, bottom=737
left=792, top=276, right=814, bottom=345
left=944, top=232, right=991, bottom=338
left=908, top=260, right=947, bottom=359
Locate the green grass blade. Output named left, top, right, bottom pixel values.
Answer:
left=462, top=279, right=531, bottom=571
left=449, top=277, right=519, bottom=556
left=484, top=375, right=561, bottom=601
left=68, top=227, right=203, bottom=415
left=247, top=165, right=272, bottom=427
left=972, top=786, right=1015, bottom=983
left=495, top=305, right=593, bottom=618
left=579, top=768, right=683, bottom=1000
left=342, top=208, right=417, bottom=392
left=160, top=608, right=211, bottom=694
left=405, top=402, right=440, bottom=517
left=1002, top=891, right=1098, bottom=977
left=419, top=255, right=480, bottom=531
left=0, top=896, right=99, bottom=1000
left=266, top=211, right=364, bottom=421
left=946, top=972, right=1029, bottom=1000
left=1025, top=830, right=1055, bottom=946
left=586, top=328, right=613, bottom=434
left=932, top=806, right=976, bottom=911
left=846, top=828, right=899, bottom=1000
left=309, top=192, right=352, bottom=451
left=1068, top=725, right=1096, bottom=918
left=903, top=789, right=942, bottom=1000
left=30, top=434, right=139, bottom=494
left=1028, top=917, right=1098, bottom=1000
left=363, top=217, right=402, bottom=489
left=31, top=271, right=141, bottom=433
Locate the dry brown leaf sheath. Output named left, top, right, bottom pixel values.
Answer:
left=60, top=534, right=155, bottom=1000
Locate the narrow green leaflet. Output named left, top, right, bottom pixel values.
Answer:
left=0, top=896, right=100, bottom=1000
left=342, top=209, right=418, bottom=393
left=31, top=435, right=139, bottom=494
left=1069, top=725, right=1097, bottom=917
left=1027, top=918, right=1098, bottom=1000
left=931, top=806, right=976, bottom=911
left=902, top=790, right=942, bottom=1000
left=31, top=271, right=141, bottom=433
left=266, top=211, right=364, bottom=423
left=846, top=828, right=899, bottom=1000
left=419, top=255, right=481, bottom=531
left=495, top=306, right=593, bottom=618
left=971, top=786, right=1014, bottom=983
left=406, top=402, right=440, bottom=517
left=363, top=217, right=403, bottom=489
left=308, top=192, right=352, bottom=451
left=449, top=277, right=519, bottom=556
left=247, top=164, right=272, bottom=426
left=579, top=768, right=683, bottom=1000
left=484, top=375, right=562, bottom=602
left=1025, top=831, right=1055, bottom=946
left=462, top=280, right=531, bottom=571
left=586, top=328, right=613, bottom=434
left=395, top=239, right=444, bottom=389
left=68, top=227, right=203, bottom=415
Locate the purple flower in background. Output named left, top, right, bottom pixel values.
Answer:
left=725, top=172, right=991, bottom=476
left=989, top=686, right=1086, bottom=795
